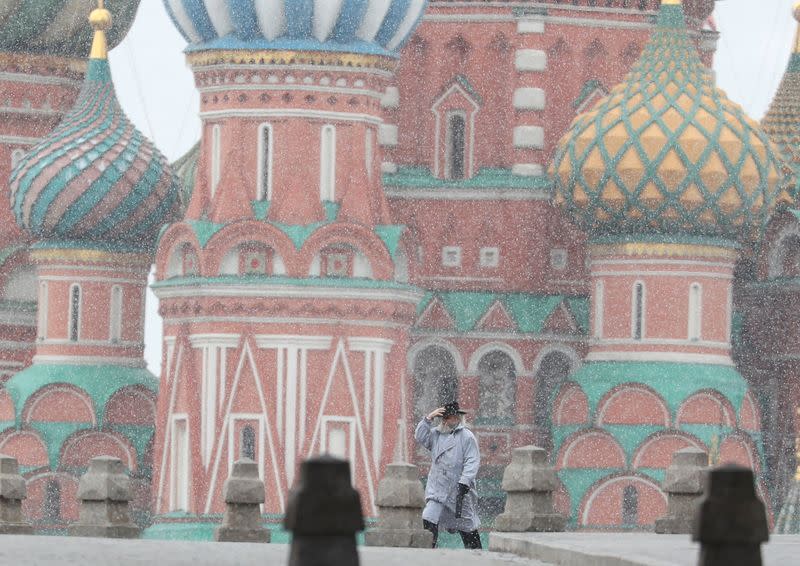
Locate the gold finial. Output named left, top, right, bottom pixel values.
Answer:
left=661, top=0, right=682, bottom=5
left=89, top=0, right=112, bottom=60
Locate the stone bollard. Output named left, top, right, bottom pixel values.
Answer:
left=364, top=462, right=433, bottom=548
left=692, top=465, right=769, bottom=566
left=494, top=446, right=566, bottom=532
left=284, top=455, right=364, bottom=566
left=0, top=454, right=32, bottom=534
left=214, top=458, right=270, bottom=543
left=69, top=456, right=140, bottom=538
left=655, top=448, right=708, bottom=534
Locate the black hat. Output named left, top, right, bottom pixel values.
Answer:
left=442, top=402, right=467, bottom=418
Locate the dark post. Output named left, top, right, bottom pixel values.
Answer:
left=284, top=455, right=364, bottom=566
left=693, top=465, right=768, bottom=566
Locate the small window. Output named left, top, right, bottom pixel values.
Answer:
left=38, top=281, right=48, bottom=341
left=320, top=125, right=336, bottom=201
left=43, top=479, right=61, bottom=522
left=632, top=282, right=645, bottom=341
left=240, top=425, right=256, bottom=461
left=68, top=284, right=81, bottom=342
left=442, top=246, right=462, bottom=268
left=182, top=245, right=198, bottom=277
left=211, top=124, right=221, bottom=198
left=550, top=248, right=568, bottom=271
left=479, top=247, right=499, bottom=268
left=365, top=128, right=375, bottom=181
left=257, top=124, right=273, bottom=200
left=110, top=285, right=123, bottom=343
left=446, top=112, right=466, bottom=180
left=622, top=485, right=638, bottom=526
left=688, top=283, right=702, bottom=342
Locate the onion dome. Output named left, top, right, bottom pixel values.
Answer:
left=8, top=2, right=180, bottom=249
left=0, top=0, right=139, bottom=58
left=552, top=0, right=790, bottom=242
left=761, top=4, right=800, bottom=198
left=163, top=0, right=427, bottom=57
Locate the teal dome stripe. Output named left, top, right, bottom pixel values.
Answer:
left=54, top=128, right=147, bottom=235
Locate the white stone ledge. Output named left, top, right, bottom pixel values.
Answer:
left=513, top=126, right=545, bottom=149
left=379, top=124, right=398, bottom=147
left=517, top=20, right=545, bottom=34
left=515, top=49, right=547, bottom=72
left=513, top=88, right=546, bottom=110
left=381, top=162, right=398, bottom=174
left=381, top=86, right=400, bottom=109
left=512, top=164, right=544, bottom=177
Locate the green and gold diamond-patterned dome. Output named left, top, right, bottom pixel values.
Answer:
left=551, top=0, right=791, bottom=242
left=761, top=3, right=800, bottom=197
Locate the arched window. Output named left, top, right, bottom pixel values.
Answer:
left=446, top=112, right=466, bottom=180
left=68, top=284, right=81, bottom=342
left=594, top=280, right=604, bottom=339
left=257, top=123, right=273, bottom=200
left=477, top=351, right=516, bottom=424
left=365, top=128, right=375, bottom=181
left=320, top=124, right=336, bottom=201
left=688, top=283, right=702, bottom=341
left=533, top=352, right=572, bottom=450
left=38, top=281, right=48, bottom=341
left=412, top=346, right=459, bottom=425
left=110, top=285, right=123, bottom=343
left=632, top=282, right=645, bottom=340
left=622, top=485, right=638, bottom=526
left=240, top=425, right=256, bottom=461
left=211, top=124, right=221, bottom=198
left=44, top=479, right=61, bottom=522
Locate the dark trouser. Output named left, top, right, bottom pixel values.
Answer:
left=422, top=519, right=482, bottom=550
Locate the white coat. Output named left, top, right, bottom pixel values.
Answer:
left=414, top=417, right=481, bottom=531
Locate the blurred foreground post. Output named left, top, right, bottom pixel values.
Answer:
left=214, top=458, right=270, bottom=543
left=69, top=456, right=140, bottom=538
left=364, top=462, right=432, bottom=547
left=0, top=454, right=32, bottom=534
left=494, top=446, right=566, bottom=532
left=693, top=465, right=768, bottom=566
left=655, top=448, right=708, bottom=534
left=284, top=455, right=364, bottom=566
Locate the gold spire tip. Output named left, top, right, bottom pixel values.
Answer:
left=89, top=0, right=112, bottom=60
left=794, top=1, right=800, bottom=24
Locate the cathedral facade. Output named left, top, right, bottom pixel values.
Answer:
left=1, top=0, right=799, bottom=535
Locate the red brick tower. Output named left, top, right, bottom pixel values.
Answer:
left=150, top=0, right=428, bottom=535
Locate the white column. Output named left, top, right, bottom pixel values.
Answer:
left=256, top=336, right=332, bottom=484
left=349, top=338, right=394, bottom=470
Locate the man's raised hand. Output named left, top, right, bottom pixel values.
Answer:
left=427, top=407, right=445, bottom=420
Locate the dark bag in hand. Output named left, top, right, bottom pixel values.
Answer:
left=455, top=483, right=469, bottom=518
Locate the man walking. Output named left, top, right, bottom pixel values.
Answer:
left=414, top=401, right=481, bottom=549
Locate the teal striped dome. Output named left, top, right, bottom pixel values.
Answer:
left=9, top=57, right=181, bottom=249
left=0, top=0, right=139, bottom=58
